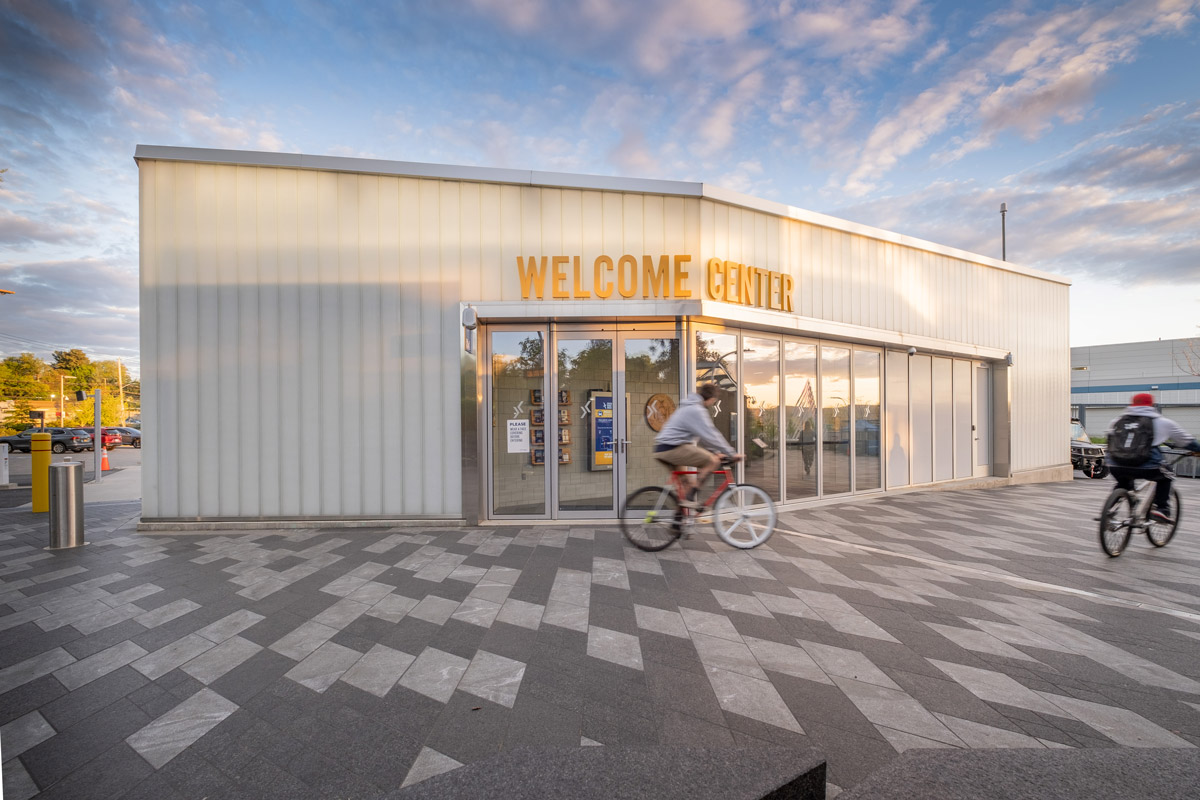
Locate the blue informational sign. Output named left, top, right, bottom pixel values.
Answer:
left=590, top=391, right=614, bottom=471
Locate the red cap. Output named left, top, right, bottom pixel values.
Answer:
left=1131, top=392, right=1155, bottom=407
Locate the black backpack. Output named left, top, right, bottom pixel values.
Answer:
left=1107, top=415, right=1155, bottom=466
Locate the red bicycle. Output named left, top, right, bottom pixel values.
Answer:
left=619, top=456, right=777, bottom=551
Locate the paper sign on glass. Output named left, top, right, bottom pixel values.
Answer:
left=507, top=419, right=530, bottom=453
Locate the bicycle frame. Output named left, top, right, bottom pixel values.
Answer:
left=1124, top=452, right=1187, bottom=525
left=669, top=467, right=733, bottom=509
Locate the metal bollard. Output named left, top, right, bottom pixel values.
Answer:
left=0, top=443, right=15, bottom=489
left=32, top=432, right=51, bottom=513
left=47, top=461, right=87, bottom=549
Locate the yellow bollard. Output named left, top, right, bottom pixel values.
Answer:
left=31, top=432, right=51, bottom=513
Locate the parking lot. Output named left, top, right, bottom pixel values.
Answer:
left=1, top=447, right=142, bottom=510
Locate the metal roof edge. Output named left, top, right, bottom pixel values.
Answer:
left=133, top=145, right=1069, bottom=285
left=700, top=183, right=1072, bottom=286
left=133, top=145, right=702, bottom=196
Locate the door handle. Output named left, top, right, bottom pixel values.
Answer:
left=618, top=438, right=631, bottom=453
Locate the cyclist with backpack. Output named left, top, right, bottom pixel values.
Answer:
left=1105, top=393, right=1200, bottom=523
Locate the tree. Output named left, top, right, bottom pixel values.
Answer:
left=1173, top=335, right=1200, bottom=376
left=52, top=348, right=95, bottom=388
left=0, top=353, right=51, bottom=398
left=2, top=399, right=36, bottom=434
left=65, top=394, right=122, bottom=427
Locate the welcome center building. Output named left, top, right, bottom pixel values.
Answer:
left=135, top=146, right=1071, bottom=526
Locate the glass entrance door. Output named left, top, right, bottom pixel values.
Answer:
left=554, top=327, right=682, bottom=519
left=555, top=334, right=616, bottom=515
left=489, top=325, right=682, bottom=520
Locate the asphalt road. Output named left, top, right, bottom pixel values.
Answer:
left=0, top=445, right=141, bottom=509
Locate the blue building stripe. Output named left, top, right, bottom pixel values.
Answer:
left=1071, top=381, right=1200, bottom=394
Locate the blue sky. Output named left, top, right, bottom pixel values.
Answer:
left=3, top=0, right=1200, bottom=376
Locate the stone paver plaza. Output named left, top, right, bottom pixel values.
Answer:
left=3, top=477, right=1200, bottom=798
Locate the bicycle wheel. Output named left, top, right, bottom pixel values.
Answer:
left=621, top=486, right=683, bottom=551
left=713, top=484, right=776, bottom=549
left=1099, top=489, right=1134, bottom=557
left=1147, top=486, right=1182, bottom=547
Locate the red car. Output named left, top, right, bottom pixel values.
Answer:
left=87, top=428, right=122, bottom=451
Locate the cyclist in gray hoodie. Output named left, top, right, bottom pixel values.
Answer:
left=1105, top=392, right=1200, bottom=523
left=654, top=383, right=742, bottom=505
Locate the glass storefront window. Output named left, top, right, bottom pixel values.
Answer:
left=784, top=341, right=818, bottom=501
left=491, top=330, right=546, bottom=515
left=743, top=338, right=781, bottom=501
left=853, top=350, right=882, bottom=491
left=821, top=346, right=851, bottom=495
left=695, top=330, right=739, bottom=450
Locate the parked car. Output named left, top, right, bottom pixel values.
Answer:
left=87, top=428, right=122, bottom=451
left=0, top=427, right=92, bottom=454
left=111, top=427, right=142, bottom=448
left=1071, top=419, right=1107, bottom=479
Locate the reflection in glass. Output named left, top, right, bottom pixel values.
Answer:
left=557, top=339, right=613, bottom=512
left=625, top=338, right=681, bottom=494
left=743, top=338, right=780, bottom=500
left=695, top=331, right=739, bottom=449
left=853, top=350, right=882, bottom=491
left=492, top=331, right=545, bottom=515
left=821, top=346, right=851, bottom=495
left=784, top=341, right=818, bottom=500
left=695, top=331, right=739, bottom=496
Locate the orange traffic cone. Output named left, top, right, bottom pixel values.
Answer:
left=101, top=447, right=111, bottom=472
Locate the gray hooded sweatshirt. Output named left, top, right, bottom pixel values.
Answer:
left=654, top=393, right=736, bottom=456
left=1105, top=405, right=1200, bottom=467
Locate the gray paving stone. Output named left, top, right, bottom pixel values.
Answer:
left=126, top=688, right=239, bottom=768
left=53, top=640, right=147, bottom=690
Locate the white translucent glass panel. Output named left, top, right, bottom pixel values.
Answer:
left=954, top=360, right=972, bottom=479
left=933, top=357, right=953, bottom=482
left=744, top=338, right=781, bottom=501
left=557, top=338, right=614, bottom=513
left=821, top=346, right=851, bottom=495
left=976, top=365, right=991, bottom=468
left=885, top=351, right=910, bottom=488
left=492, top=330, right=546, bottom=516
left=784, top=342, right=819, bottom=501
left=910, top=355, right=933, bottom=484
left=854, top=350, right=881, bottom=491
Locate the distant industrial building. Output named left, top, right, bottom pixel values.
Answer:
left=1071, top=338, right=1200, bottom=431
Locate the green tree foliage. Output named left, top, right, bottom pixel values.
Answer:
left=0, top=353, right=51, bottom=398
left=53, top=349, right=95, bottom=388
left=65, top=394, right=122, bottom=427
left=2, top=399, right=37, bottom=434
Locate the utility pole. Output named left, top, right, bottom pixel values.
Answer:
left=118, top=358, right=125, bottom=424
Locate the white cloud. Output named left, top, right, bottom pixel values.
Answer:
left=778, top=0, right=932, bottom=73
left=841, top=0, right=1200, bottom=194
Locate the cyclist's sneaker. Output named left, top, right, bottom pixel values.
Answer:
left=1151, top=507, right=1174, bottom=523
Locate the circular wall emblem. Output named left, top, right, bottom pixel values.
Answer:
left=644, top=393, right=676, bottom=431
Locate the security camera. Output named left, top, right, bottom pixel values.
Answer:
left=461, top=306, right=478, bottom=331
left=907, top=347, right=917, bottom=357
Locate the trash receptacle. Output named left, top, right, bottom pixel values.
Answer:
left=48, top=461, right=86, bottom=549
